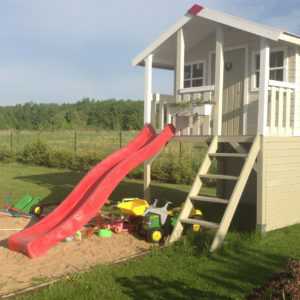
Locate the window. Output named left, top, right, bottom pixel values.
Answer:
left=253, top=50, right=286, bottom=89
left=184, top=62, right=205, bottom=88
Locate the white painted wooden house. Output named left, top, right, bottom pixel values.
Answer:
left=133, top=4, right=300, bottom=251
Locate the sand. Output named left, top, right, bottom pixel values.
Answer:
left=0, top=215, right=150, bottom=296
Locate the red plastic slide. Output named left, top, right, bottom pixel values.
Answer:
left=8, top=124, right=156, bottom=257
left=9, top=124, right=174, bottom=258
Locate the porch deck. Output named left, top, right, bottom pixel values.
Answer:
left=173, top=135, right=255, bottom=143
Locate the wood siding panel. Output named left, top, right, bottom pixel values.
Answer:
left=262, top=137, right=300, bottom=231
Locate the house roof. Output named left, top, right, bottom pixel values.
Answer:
left=132, top=4, right=300, bottom=68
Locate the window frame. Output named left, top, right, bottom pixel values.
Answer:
left=183, top=60, right=206, bottom=89
left=251, top=47, right=288, bottom=91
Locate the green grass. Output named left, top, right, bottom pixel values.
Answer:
left=2, top=162, right=297, bottom=299
left=0, top=162, right=214, bottom=208
left=0, top=163, right=252, bottom=231
left=15, top=226, right=300, bottom=300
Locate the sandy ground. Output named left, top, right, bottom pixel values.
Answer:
left=0, top=215, right=150, bottom=296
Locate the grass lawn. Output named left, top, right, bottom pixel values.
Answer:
left=15, top=226, right=300, bottom=300
left=1, top=162, right=299, bottom=299
left=0, top=162, right=213, bottom=208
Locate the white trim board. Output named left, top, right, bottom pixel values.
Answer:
left=197, top=8, right=282, bottom=41
left=132, top=16, right=191, bottom=67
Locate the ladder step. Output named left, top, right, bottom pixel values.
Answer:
left=210, top=153, right=248, bottom=158
left=190, top=195, right=229, bottom=204
left=199, top=174, right=239, bottom=181
left=181, top=218, right=219, bottom=229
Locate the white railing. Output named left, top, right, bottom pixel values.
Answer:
left=152, top=86, right=215, bottom=136
left=178, top=85, right=215, bottom=103
left=175, top=85, right=215, bottom=136
left=177, top=85, right=215, bottom=117
left=266, top=80, right=297, bottom=136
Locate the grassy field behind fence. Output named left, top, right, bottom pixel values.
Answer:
left=0, top=129, right=206, bottom=160
left=0, top=130, right=138, bottom=155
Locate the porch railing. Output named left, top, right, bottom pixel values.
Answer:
left=266, top=80, right=297, bottom=136
left=152, top=86, right=215, bottom=136
left=178, top=85, right=215, bottom=104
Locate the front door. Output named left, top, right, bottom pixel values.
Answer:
left=211, top=48, right=245, bottom=136
left=222, top=48, right=245, bottom=136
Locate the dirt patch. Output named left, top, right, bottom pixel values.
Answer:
left=0, top=215, right=150, bottom=296
left=247, top=259, right=300, bottom=300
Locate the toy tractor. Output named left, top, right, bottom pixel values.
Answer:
left=141, top=200, right=204, bottom=243
left=140, top=200, right=176, bottom=243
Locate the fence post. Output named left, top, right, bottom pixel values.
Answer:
left=119, top=130, right=122, bottom=149
left=179, top=141, right=182, bottom=159
left=10, top=130, right=13, bottom=153
left=74, top=130, right=78, bottom=155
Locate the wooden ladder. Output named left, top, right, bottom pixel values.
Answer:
left=168, top=135, right=261, bottom=252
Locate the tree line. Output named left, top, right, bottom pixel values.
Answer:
left=0, top=98, right=144, bottom=130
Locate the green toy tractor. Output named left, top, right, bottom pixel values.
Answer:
left=140, top=199, right=204, bottom=243
left=140, top=200, right=176, bottom=243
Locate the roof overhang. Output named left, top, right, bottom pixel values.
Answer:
left=132, top=4, right=300, bottom=68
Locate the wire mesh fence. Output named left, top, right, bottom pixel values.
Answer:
left=0, top=129, right=207, bottom=161
left=0, top=130, right=137, bottom=155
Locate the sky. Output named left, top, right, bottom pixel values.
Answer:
left=0, top=0, right=299, bottom=105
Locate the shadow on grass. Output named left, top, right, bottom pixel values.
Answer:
left=191, top=233, right=287, bottom=298
left=117, top=276, right=232, bottom=300
left=14, top=171, right=256, bottom=232
left=114, top=233, right=288, bottom=300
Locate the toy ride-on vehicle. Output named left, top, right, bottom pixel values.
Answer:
left=140, top=200, right=176, bottom=243
left=2, top=194, right=43, bottom=218
left=117, top=198, right=149, bottom=217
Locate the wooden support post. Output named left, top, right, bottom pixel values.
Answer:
left=213, top=25, right=224, bottom=136
left=144, top=54, right=153, bottom=201
left=144, top=55, right=153, bottom=124
left=176, top=28, right=185, bottom=102
left=258, top=38, right=270, bottom=135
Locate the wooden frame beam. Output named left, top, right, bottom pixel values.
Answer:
left=213, top=25, right=224, bottom=136
left=258, top=38, right=270, bottom=135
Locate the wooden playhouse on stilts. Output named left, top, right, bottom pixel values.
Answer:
left=132, top=4, right=300, bottom=251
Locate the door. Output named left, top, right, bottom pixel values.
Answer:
left=211, top=48, right=245, bottom=136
